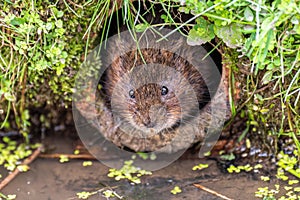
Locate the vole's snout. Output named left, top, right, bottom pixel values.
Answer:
left=142, top=118, right=155, bottom=128
left=135, top=104, right=168, bottom=129
left=140, top=106, right=159, bottom=128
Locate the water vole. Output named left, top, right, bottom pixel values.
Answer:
left=98, top=29, right=220, bottom=152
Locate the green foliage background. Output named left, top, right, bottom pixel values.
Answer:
left=178, top=0, right=300, bottom=151
left=0, top=0, right=107, bottom=136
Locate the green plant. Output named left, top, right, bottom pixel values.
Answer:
left=134, top=152, right=157, bottom=160
left=0, top=0, right=100, bottom=136
left=0, top=193, right=16, bottom=200
left=192, top=163, right=209, bottom=171
left=107, top=160, right=152, bottom=184
left=277, top=150, right=300, bottom=179
left=102, top=189, right=123, bottom=199
left=169, top=0, right=300, bottom=152
left=76, top=191, right=97, bottom=200
left=227, top=163, right=262, bottom=173
left=0, top=137, right=39, bottom=171
left=75, top=189, right=123, bottom=200
left=59, top=155, right=69, bottom=163
left=170, top=186, right=182, bottom=195
left=82, top=161, right=92, bottom=167
left=255, top=151, right=300, bottom=199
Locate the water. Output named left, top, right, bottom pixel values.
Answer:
left=0, top=134, right=281, bottom=200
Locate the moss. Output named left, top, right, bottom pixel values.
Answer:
left=0, top=0, right=101, bottom=133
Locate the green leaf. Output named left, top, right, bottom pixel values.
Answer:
left=10, top=17, right=25, bottom=26
left=192, top=163, right=209, bottom=171
left=262, top=70, right=273, bottom=85
left=56, top=11, right=64, bottom=18
left=171, top=186, right=182, bottom=195
left=135, top=23, right=149, bottom=32
left=45, top=22, right=53, bottom=30
left=220, top=153, right=235, bottom=161
left=261, top=16, right=273, bottom=32
left=21, top=109, right=30, bottom=121
left=260, top=176, right=270, bottom=181
left=51, top=7, right=61, bottom=18
left=103, top=190, right=115, bottom=198
left=4, top=0, right=13, bottom=4
left=55, top=20, right=63, bottom=28
left=17, top=164, right=30, bottom=172
left=137, top=152, right=148, bottom=160
left=7, top=194, right=17, bottom=200
left=214, top=23, right=244, bottom=48
left=59, top=155, right=69, bottom=163
left=294, top=24, right=300, bottom=34
left=82, top=161, right=92, bottom=166
left=178, top=6, right=190, bottom=14
left=244, top=7, right=254, bottom=22
left=187, top=18, right=214, bottom=46
left=3, top=136, right=10, bottom=143
left=55, top=28, right=65, bottom=36
left=4, top=92, right=16, bottom=102
left=76, top=191, right=93, bottom=199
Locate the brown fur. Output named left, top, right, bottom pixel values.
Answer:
left=102, top=46, right=210, bottom=135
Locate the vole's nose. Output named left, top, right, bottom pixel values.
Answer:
left=143, top=118, right=155, bottom=128
left=146, top=122, right=155, bottom=128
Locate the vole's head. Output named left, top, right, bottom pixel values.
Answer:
left=125, top=83, right=181, bottom=132
left=105, top=62, right=203, bottom=136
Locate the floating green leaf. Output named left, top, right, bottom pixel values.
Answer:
left=107, top=160, right=152, bottom=184
left=171, top=186, right=182, bottom=195
left=192, top=163, right=209, bottom=171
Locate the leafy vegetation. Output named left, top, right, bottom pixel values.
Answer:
left=172, top=0, right=300, bottom=152
left=102, top=189, right=123, bottom=199
left=192, top=163, right=209, bottom=171
left=0, top=0, right=105, bottom=137
left=255, top=151, right=300, bottom=199
left=170, top=186, right=182, bottom=195
left=227, top=163, right=263, bottom=173
left=107, top=160, right=152, bottom=184
left=76, top=188, right=123, bottom=199
left=0, top=193, right=16, bottom=200
left=192, top=151, right=299, bottom=199
left=0, top=137, right=38, bottom=171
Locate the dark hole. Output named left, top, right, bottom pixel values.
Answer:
left=98, top=0, right=222, bottom=84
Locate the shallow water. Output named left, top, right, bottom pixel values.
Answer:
left=0, top=133, right=281, bottom=200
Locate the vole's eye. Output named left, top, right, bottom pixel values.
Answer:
left=161, top=86, right=168, bottom=96
left=129, top=89, right=135, bottom=98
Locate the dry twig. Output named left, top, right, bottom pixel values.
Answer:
left=193, top=183, right=234, bottom=200
left=39, top=153, right=96, bottom=160
left=0, top=146, right=42, bottom=190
